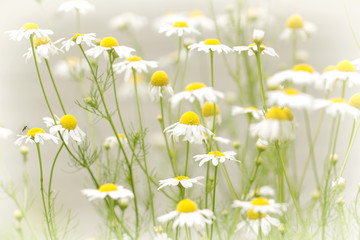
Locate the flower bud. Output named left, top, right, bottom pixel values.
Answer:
left=153, top=226, right=163, bottom=233
left=278, top=223, right=287, bottom=234
left=232, top=141, right=241, bottom=149
left=311, top=190, right=321, bottom=200
left=20, top=146, right=30, bottom=156
left=13, top=210, right=22, bottom=221
left=252, top=29, right=265, bottom=44
left=256, top=138, right=268, bottom=152
left=103, top=141, right=111, bottom=150
left=118, top=198, right=130, bottom=210
left=329, top=154, right=338, bottom=165
left=255, top=156, right=263, bottom=165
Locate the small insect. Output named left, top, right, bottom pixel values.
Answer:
left=22, top=125, right=29, bottom=132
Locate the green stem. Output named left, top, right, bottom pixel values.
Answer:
left=254, top=50, right=267, bottom=112
left=184, top=141, right=190, bottom=176
left=210, top=50, right=215, bottom=88
left=210, top=166, right=218, bottom=240
left=219, top=164, right=238, bottom=199
left=172, top=36, right=183, bottom=89
left=185, top=225, right=191, bottom=240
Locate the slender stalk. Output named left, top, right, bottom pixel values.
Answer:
left=172, top=36, right=183, bottom=89
left=254, top=50, right=267, bottom=112
left=185, top=225, right=191, bottom=240
left=184, top=141, right=190, bottom=176
left=210, top=165, right=218, bottom=240
left=220, top=164, right=239, bottom=199
left=210, top=50, right=215, bottom=88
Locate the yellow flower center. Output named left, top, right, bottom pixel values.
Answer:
left=33, top=36, right=51, bottom=48
left=118, top=134, right=126, bottom=139
left=250, top=197, right=270, bottom=206
left=204, top=39, right=221, bottom=45
left=247, top=209, right=267, bottom=220
left=323, top=65, right=336, bottom=73
left=286, top=14, right=304, bottom=29
left=179, top=111, right=200, bottom=125
left=189, top=10, right=204, bottom=18
left=292, top=64, right=314, bottom=73
left=330, top=98, right=346, bottom=104
left=202, top=102, right=220, bottom=117
left=100, top=37, right=119, bottom=48
left=27, top=128, right=46, bottom=137
left=173, top=21, right=189, bottom=28
left=265, top=106, right=293, bottom=121
left=349, top=93, right=360, bottom=110
left=249, top=43, right=266, bottom=49
left=185, top=82, right=207, bottom=91
left=208, top=151, right=225, bottom=157
left=60, top=114, right=77, bottom=130
left=174, top=176, right=190, bottom=181
left=151, top=71, right=169, bottom=86
left=284, top=88, right=299, bottom=95
left=126, top=56, right=142, bottom=62
left=336, top=60, right=356, bottom=72
left=98, top=183, right=118, bottom=192
left=72, top=33, right=84, bottom=41
left=22, top=23, right=39, bottom=30
left=176, top=199, right=198, bottom=213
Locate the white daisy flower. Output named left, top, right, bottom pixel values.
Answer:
left=159, top=21, right=200, bottom=37
left=280, top=14, right=316, bottom=41
left=320, top=60, right=360, bottom=91
left=213, top=136, right=231, bottom=145
left=153, top=12, right=186, bottom=29
left=232, top=197, right=285, bottom=215
left=313, top=98, right=360, bottom=120
left=81, top=183, right=134, bottom=201
left=23, top=37, right=63, bottom=62
left=157, top=199, right=214, bottom=229
left=267, top=88, right=314, bottom=110
left=170, top=82, right=224, bottom=108
left=202, top=102, right=222, bottom=129
left=158, top=176, right=204, bottom=190
left=0, top=126, right=12, bottom=139
left=189, top=39, right=232, bottom=54
left=85, top=36, right=135, bottom=59
left=114, top=56, right=158, bottom=82
left=43, top=114, right=86, bottom=145
left=164, top=111, right=213, bottom=144
left=187, top=10, right=214, bottom=30
left=248, top=186, right=276, bottom=199
left=61, top=33, right=96, bottom=52
left=250, top=106, right=295, bottom=142
left=194, top=150, right=238, bottom=167
left=314, top=65, right=336, bottom=90
left=58, top=0, right=95, bottom=15
left=267, top=64, right=320, bottom=88
left=15, top=128, right=59, bottom=145
left=154, top=232, right=172, bottom=240
left=5, top=23, right=53, bottom=42
left=149, top=71, right=174, bottom=101
left=110, top=12, right=148, bottom=30
left=232, top=106, right=264, bottom=120
left=235, top=209, right=281, bottom=237
left=104, top=134, right=128, bottom=148
left=233, top=43, right=278, bottom=57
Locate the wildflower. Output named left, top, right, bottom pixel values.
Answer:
left=267, top=88, right=314, bottom=110
left=58, top=0, right=95, bottom=15
left=149, top=71, right=174, bottom=101
left=159, top=21, right=200, bottom=37
left=314, top=98, right=360, bottom=120
left=267, top=64, right=320, bottom=87
left=5, top=23, right=53, bottom=42
left=250, top=106, right=295, bottom=142
left=189, top=39, right=232, bottom=54
left=85, top=36, right=135, bottom=59
left=194, top=150, right=238, bottom=167
left=232, top=106, right=264, bottom=120
left=15, top=128, right=59, bottom=145
left=104, top=134, right=128, bottom=148
left=234, top=30, right=278, bottom=57
left=114, top=56, right=158, bottom=83
left=280, top=14, right=316, bottom=41
left=0, top=126, right=12, bottom=139
left=232, top=197, right=285, bottom=215
left=157, top=176, right=203, bottom=190
left=187, top=10, right=214, bottom=30
left=202, top=102, right=222, bottom=128
left=43, top=115, right=86, bottom=144
left=157, top=199, right=214, bottom=229
left=61, top=33, right=96, bottom=52
left=170, top=82, right=224, bottom=108
left=315, top=65, right=336, bottom=90
left=81, top=183, right=134, bottom=201
left=248, top=186, right=275, bottom=199
left=23, top=36, right=63, bottom=62
left=164, top=111, right=213, bottom=144
left=255, top=139, right=269, bottom=152
left=153, top=12, right=186, bottom=29
left=109, top=12, right=148, bottom=30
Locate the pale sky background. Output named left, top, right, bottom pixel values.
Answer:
left=1, top=0, right=360, bottom=239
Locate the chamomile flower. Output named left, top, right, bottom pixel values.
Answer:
left=233, top=43, right=278, bottom=57
left=267, top=64, right=320, bottom=87
left=189, top=39, right=232, bottom=54
left=23, top=36, right=63, bottom=62
left=202, top=102, right=222, bottom=128
left=61, top=33, right=96, bottom=52
left=110, top=12, right=148, bottom=31
left=314, top=65, right=336, bottom=90
left=187, top=10, right=214, bottom=30
left=193, top=150, right=238, bottom=167
left=235, top=209, right=281, bottom=237
left=81, top=183, right=134, bottom=201
left=164, top=111, right=213, bottom=144
left=250, top=106, right=295, bottom=142
left=170, top=82, right=224, bottom=108
left=232, top=106, right=264, bottom=120
left=157, top=199, right=214, bottom=229
left=85, top=36, right=135, bottom=59
left=158, top=176, right=204, bottom=190
left=159, top=21, right=200, bottom=37
left=5, top=23, right=53, bottom=42
left=114, top=56, right=158, bottom=82
left=0, top=126, right=12, bottom=139
left=58, top=0, right=95, bottom=15
left=314, top=98, right=360, bottom=120
left=232, top=197, right=285, bottom=215
left=149, top=71, right=174, bottom=101
left=43, top=114, right=86, bottom=145
left=153, top=12, right=186, bottom=29
left=267, top=88, right=314, bottom=110
left=15, top=128, right=59, bottom=145
left=104, top=134, right=128, bottom=148
left=280, top=14, right=316, bottom=41
left=320, top=60, right=360, bottom=91
left=248, top=186, right=275, bottom=199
